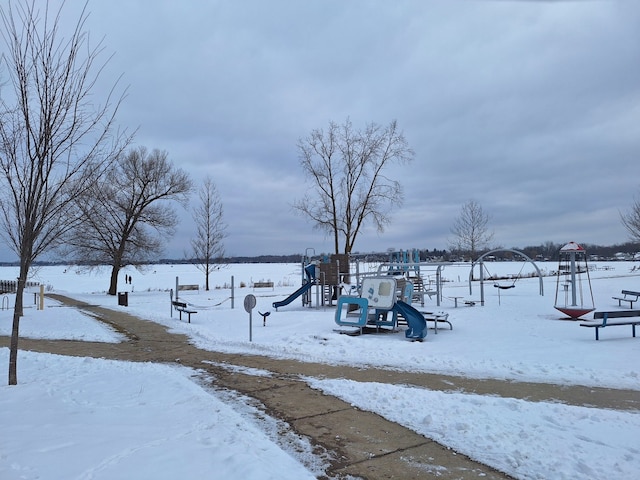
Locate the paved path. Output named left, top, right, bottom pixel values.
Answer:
left=4, top=294, right=639, bottom=479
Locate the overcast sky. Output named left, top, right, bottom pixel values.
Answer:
left=6, top=0, right=640, bottom=261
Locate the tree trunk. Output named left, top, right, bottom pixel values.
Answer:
left=8, top=310, right=21, bottom=386
left=108, top=265, right=120, bottom=295
left=8, top=275, right=26, bottom=385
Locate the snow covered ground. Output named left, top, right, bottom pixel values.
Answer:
left=1, top=260, right=639, bottom=479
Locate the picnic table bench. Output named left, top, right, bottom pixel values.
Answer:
left=420, top=311, right=452, bottom=334
left=579, top=310, right=640, bottom=340
left=172, top=300, right=197, bottom=323
left=612, top=290, right=640, bottom=308
left=396, top=309, right=452, bottom=334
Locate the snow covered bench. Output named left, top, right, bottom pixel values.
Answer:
left=172, top=300, right=197, bottom=323
left=579, top=310, right=640, bottom=340
left=396, top=310, right=451, bottom=334
left=611, top=290, right=640, bottom=308
left=419, top=311, right=451, bottom=334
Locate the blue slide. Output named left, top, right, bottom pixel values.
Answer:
left=272, top=282, right=313, bottom=309
left=393, top=300, right=427, bottom=341
left=272, top=264, right=315, bottom=309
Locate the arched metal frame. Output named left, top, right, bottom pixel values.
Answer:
left=469, top=249, right=544, bottom=306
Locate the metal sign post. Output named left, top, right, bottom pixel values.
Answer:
left=244, top=294, right=256, bottom=341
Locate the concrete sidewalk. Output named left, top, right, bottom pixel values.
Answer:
left=4, top=294, right=639, bottom=479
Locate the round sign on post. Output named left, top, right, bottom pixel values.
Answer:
left=244, top=294, right=256, bottom=313
left=244, top=294, right=257, bottom=342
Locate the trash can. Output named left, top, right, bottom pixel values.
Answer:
left=118, top=292, right=128, bottom=307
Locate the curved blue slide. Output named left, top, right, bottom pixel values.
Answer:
left=272, top=282, right=313, bottom=309
left=393, top=300, right=427, bottom=341
left=273, top=264, right=315, bottom=309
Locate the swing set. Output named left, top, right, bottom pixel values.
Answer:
left=491, top=259, right=527, bottom=289
left=469, top=249, right=544, bottom=305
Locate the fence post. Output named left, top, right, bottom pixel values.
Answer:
left=39, top=284, right=44, bottom=310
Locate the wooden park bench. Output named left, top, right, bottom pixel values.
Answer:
left=612, top=290, right=640, bottom=308
left=253, top=281, right=274, bottom=290
left=579, top=310, right=640, bottom=340
left=172, top=300, right=197, bottom=323
left=177, top=284, right=199, bottom=292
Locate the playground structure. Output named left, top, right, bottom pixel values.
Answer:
left=274, top=247, right=547, bottom=312
left=469, top=249, right=544, bottom=306
left=351, top=248, right=473, bottom=308
left=273, top=248, right=446, bottom=310
left=371, top=249, right=440, bottom=306
left=272, top=251, right=350, bottom=310
left=370, top=260, right=470, bottom=308
left=333, top=276, right=429, bottom=340
left=554, top=242, right=595, bottom=319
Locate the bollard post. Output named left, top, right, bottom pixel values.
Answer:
left=231, top=276, right=235, bottom=309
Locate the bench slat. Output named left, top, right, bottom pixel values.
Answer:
left=581, top=319, right=640, bottom=327
left=594, top=310, right=640, bottom=319
left=621, top=290, right=640, bottom=296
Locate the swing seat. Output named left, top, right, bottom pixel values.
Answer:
left=494, top=283, right=515, bottom=290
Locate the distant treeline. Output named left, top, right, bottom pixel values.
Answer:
left=1, top=241, right=638, bottom=267
left=417, top=241, right=640, bottom=262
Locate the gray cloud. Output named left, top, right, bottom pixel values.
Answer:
left=5, top=0, right=639, bottom=261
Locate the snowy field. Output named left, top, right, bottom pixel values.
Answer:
left=1, top=260, right=640, bottom=479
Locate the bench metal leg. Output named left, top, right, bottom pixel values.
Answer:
left=595, top=327, right=599, bottom=341
left=633, top=324, right=636, bottom=338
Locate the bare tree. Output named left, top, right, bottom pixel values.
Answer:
left=69, top=147, right=192, bottom=295
left=0, top=0, right=128, bottom=385
left=620, top=195, right=640, bottom=244
left=294, top=118, right=413, bottom=254
left=190, top=176, right=226, bottom=291
left=449, top=200, right=494, bottom=261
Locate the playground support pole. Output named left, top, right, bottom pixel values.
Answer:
left=569, top=250, right=577, bottom=306
left=479, top=260, right=485, bottom=306
left=231, top=276, right=235, bottom=309
left=436, top=266, right=442, bottom=307
left=315, top=265, right=320, bottom=308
